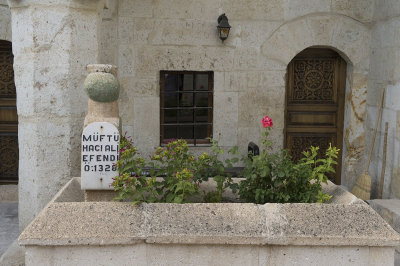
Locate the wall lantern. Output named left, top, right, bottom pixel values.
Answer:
left=217, top=13, right=231, bottom=42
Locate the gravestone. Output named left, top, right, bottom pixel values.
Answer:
left=81, top=122, right=120, bottom=190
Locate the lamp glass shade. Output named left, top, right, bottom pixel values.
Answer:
left=217, top=14, right=231, bottom=41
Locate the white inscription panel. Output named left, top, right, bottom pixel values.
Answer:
left=81, top=122, right=120, bottom=190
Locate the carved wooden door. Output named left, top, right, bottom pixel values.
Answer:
left=0, top=40, right=18, bottom=183
left=285, top=48, right=346, bottom=184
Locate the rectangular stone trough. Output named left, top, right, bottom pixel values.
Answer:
left=19, top=177, right=400, bottom=266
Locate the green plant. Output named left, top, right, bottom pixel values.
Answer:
left=238, top=116, right=336, bottom=204
left=199, top=140, right=239, bottom=203
left=112, top=135, right=240, bottom=204
left=113, top=115, right=337, bottom=205
left=112, top=137, right=199, bottom=204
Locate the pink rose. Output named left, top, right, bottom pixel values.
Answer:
left=261, top=115, right=273, bottom=128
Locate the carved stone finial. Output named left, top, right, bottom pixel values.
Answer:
left=84, top=64, right=120, bottom=103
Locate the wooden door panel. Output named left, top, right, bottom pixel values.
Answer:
left=0, top=133, right=18, bottom=181
left=288, top=112, right=336, bottom=127
left=286, top=133, right=336, bottom=161
left=0, top=40, right=18, bottom=183
left=285, top=48, right=346, bottom=185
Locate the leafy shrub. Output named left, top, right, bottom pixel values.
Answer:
left=238, top=116, right=336, bottom=203
left=112, top=137, right=235, bottom=204
left=112, top=115, right=337, bottom=204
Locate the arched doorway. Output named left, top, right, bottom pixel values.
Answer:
left=284, top=48, right=346, bottom=184
left=0, top=40, right=18, bottom=184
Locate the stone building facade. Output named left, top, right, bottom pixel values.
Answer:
left=0, top=0, right=400, bottom=230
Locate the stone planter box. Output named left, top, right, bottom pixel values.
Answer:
left=19, top=177, right=400, bottom=266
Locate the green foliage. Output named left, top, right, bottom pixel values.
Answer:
left=112, top=137, right=235, bottom=204
left=113, top=125, right=337, bottom=205
left=238, top=127, right=337, bottom=204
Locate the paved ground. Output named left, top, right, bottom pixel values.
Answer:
left=0, top=202, right=18, bottom=257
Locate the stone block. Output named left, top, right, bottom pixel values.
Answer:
left=134, top=45, right=234, bottom=74
left=266, top=246, right=373, bottom=266
left=117, top=16, right=134, bottom=45
left=117, top=79, right=134, bottom=127
left=371, top=20, right=400, bottom=49
left=246, top=71, right=285, bottom=89
left=238, top=88, right=285, bottom=128
left=101, top=0, right=118, bottom=20
left=213, top=92, right=238, bottom=147
left=306, top=15, right=339, bottom=46
left=118, top=0, right=152, bottom=18
left=25, top=245, right=148, bottom=266
left=397, top=111, right=400, bottom=141
left=369, top=47, right=395, bottom=81
left=283, top=0, right=331, bottom=21
left=220, top=0, right=284, bottom=21
left=369, top=200, right=400, bottom=234
left=386, top=84, right=400, bottom=111
left=222, top=72, right=247, bottom=92
left=150, top=19, right=220, bottom=47
left=99, top=49, right=118, bottom=66
left=235, top=47, right=287, bottom=71
left=234, top=21, right=280, bottom=49
left=367, top=81, right=386, bottom=107
left=373, top=0, right=400, bottom=21
left=85, top=191, right=119, bottom=202
left=118, top=45, right=134, bottom=78
left=148, top=244, right=260, bottom=265
left=123, top=77, right=158, bottom=97
left=392, top=167, right=400, bottom=198
left=213, top=71, right=224, bottom=92
left=7, top=0, right=101, bottom=9
left=153, top=0, right=218, bottom=20
left=366, top=106, right=397, bottom=135
left=133, top=96, right=160, bottom=158
left=29, top=7, right=74, bottom=50
left=261, top=29, right=298, bottom=65
left=0, top=5, right=11, bottom=42
left=392, top=49, right=400, bottom=84
left=0, top=185, right=18, bottom=202
left=331, top=0, right=374, bottom=23
left=130, top=18, right=153, bottom=44
left=331, top=18, right=370, bottom=70
left=18, top=119, right=83, bottom=230
left=100, top=20, right=118, bottom=51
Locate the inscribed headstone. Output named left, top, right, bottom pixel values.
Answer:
left=81, top=122, right=120, bottom=190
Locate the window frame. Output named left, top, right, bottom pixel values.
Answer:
left=160, top=70, right=214, bottom=146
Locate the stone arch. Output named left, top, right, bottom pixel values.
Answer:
left=261, top=14, right=370, bottom=189
left=0, top=3, right=12, bottom=42
left=261, top=14, right=370, bottom=72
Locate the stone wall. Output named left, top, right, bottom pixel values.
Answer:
left=7, top=0, right=104, bottom=230
left=98, top=0, right=372, bottom=188
left=367, top=0, right=400, bottom=199
left=4, top=0, right=400, bottom=233
left=0, top=1, right=11, bottom=42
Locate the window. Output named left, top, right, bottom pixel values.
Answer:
left=160, top=71, right=213, bottom=146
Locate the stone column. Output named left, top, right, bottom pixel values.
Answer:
left=7, top=0, right=105, bottom=231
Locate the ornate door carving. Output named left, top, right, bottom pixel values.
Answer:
left=285, top=48, right=346, bottom=184
left=0, top=40, right=18, bottom=183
